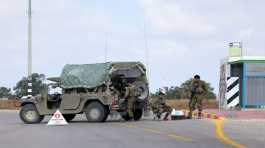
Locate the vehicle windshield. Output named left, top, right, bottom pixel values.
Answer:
left=48, top=84, right=62, bottom=95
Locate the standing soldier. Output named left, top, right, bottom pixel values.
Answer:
left=124, top=82, right=141, bottom=120
left=152, top=89, right=172, bottom=120
left=188, top=75, right=207, bottom=119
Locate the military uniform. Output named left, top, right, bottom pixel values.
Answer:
left=152, top=93, right=172, bottom=120
left=124, top=84, right=141, bottom=119
left=188, top=79, right=207, bottom=119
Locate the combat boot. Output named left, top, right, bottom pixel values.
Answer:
left=163, top=113, right=169, bottom=121
left=187, top=112, right=192, bottom=119
left=198, top=112, right=202, bottom=119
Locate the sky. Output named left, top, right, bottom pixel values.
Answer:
left=1, top=0, right=265, bottom=93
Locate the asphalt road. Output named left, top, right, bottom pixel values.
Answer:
left=0, top=110, right=264, bottom=148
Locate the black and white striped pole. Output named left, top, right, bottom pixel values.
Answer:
left=226, top=77, right=240, bottom=108
left=27, top=0, right=33, bottom=97
left=27, top=77, right=33, bottom=97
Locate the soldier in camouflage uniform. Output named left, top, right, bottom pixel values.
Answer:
left=124, top=83, right=141, bottom=119
left=188, top=75, right=207, bottom=119
left=152, top=90, right=172, bottom=120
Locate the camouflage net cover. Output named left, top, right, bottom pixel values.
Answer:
left=60, top=62, right=145, bottom=89
left=61, top=63, right=112, bottom=89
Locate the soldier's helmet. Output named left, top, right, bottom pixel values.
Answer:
left=194, top=75, right=200, bottom=80
left=158, top=88, right=166, bottom=96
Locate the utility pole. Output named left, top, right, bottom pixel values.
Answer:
left=143, top=15, right=150, bottom=80
left=27, top=0, right=33, bottom=97
left=104, top=32, right=108, bottom=63
left=28, top=0, right=32, bottom=76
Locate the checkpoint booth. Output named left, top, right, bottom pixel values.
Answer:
left=219, top=43, right=265, bottom=109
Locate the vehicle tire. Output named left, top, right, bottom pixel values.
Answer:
left=133, top=81, right=149, bottom=100
left=19, top=104, right=44, bottom=124
left=102, top=109, right=110, bottom=122
left=63, top=114, right=76, bottom=122
left=133, top=109, right=143, bottom=121
left=84, top=102, right=108, bottom=122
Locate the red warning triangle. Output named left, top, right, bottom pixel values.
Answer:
left=47, top=110, right=68, bottom=126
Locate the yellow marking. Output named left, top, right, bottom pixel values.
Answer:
left=144, top=128, right=194, bottom=143
left=116, top=123, right=193, bottom=143
left=126, top=124, right=137, bottom=128
left=168, top=134, right=194, bottom=142
left=116, top=123, right=137, bottom=128
left=214, top=119, right=247, bottom=148
left=144, top=128, right=163, bottom=134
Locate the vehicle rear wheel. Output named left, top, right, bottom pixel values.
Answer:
left=84, top=102, right=108, bottom=122
left=63, top=114, right=76, bottom=122
left=133, top=109, right=143, bottom=121
left=19, top=104, right=44, bottom=124
left=102, top=109, right=110, bottom=122
left=133, top=81, right=149, bottom=100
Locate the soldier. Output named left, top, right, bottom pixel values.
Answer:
left=152, top=89, right=172, bottom=121
left=124, top=82, right=141, bottom=120
left=188, top=75, right=207, bottom=119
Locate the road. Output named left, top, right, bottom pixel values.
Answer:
left=0, top=110, right=264, bottom=148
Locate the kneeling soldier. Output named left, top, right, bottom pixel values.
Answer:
left=152, top=90, right=172, bottom=121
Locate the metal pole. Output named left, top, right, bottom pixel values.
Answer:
left=27, top=0, right=33, bottom=97
left=28, top=0, right=32, bottom=76
left=104, top=32, right=108, bottom=63
left=143, top=15, right=149, bottom=79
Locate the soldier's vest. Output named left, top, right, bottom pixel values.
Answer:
left=129, top=86, right=141, bottom=97
left=192, top=80, right=203, bottom=94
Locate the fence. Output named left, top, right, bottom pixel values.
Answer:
left=0, top=100, right=21, bottom=109
left=0, top=99, right=218, bottom=110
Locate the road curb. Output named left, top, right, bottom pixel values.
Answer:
left=182, top=110, right=223, bottom=120
left=0, top=109, right=19, bottom=113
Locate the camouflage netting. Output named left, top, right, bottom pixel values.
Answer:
left=60, top=62, right=146, bottom=89
left=61, top=63, right=111, bottom=89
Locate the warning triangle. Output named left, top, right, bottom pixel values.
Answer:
left=171, top=109, right=176, bottom=115
left=47, top=110, right=68, bottom=126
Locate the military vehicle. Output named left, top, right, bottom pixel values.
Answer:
left=19, top=62, right=149, bottom=124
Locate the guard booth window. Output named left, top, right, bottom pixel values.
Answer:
left=230, top=63, right=243, bottom=107
left=246, top=63, right=265, bottom=106
left=247, top=77, right=265, bottom=105
left=231, top=63, right=243, bottom=77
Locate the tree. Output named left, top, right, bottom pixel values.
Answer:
left=152, top=78, right=216, bottom=100
left=166, top=86, right=182, bottom=99
left=180, top=79, right=216, bottom=99
left=0, top=87, right=12, bottom=98
left=13, top=73, right=46, bottom=98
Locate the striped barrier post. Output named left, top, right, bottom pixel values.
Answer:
left=226, top=77, right=240, bottom=108
left=27, top=76, right=32, bottom=97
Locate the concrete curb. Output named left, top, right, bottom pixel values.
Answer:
left=0, top=109, right=19, bottom=113
left=182, top=110, right=223, bottom=120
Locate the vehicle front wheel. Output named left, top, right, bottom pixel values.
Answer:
left=19, top=104, right=44, bottom=124
left=84, top=102, right=108, bottom=122
left=63, top=114, right=76, bottom=122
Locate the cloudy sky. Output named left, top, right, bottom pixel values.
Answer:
left=1, top=0, right=265, bottom=93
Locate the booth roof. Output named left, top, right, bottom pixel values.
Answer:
left=228, top=56, right=265, bottom=64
